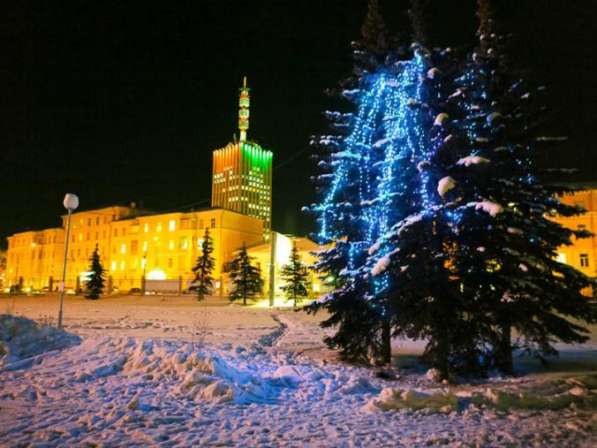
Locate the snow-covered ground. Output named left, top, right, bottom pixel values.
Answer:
left=1, top=294, right=596, bottom=447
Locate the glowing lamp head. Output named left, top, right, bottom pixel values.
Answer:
left=63, top=193, right=79, bottom=211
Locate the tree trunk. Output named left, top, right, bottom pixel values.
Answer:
left=379, top=320, right=392, bottom=366
left=495, top=321, right=513, bottom=375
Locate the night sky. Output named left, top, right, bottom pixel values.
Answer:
left=2, top=0, right=596, bottom=247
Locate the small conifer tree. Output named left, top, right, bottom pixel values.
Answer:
left=229, top=244, right=262, bottom=306
left=84, top=244, right=105, bottom=300
left=190, top=228, right=215, bottom=301
left=280, top=243, right=310, bottom=308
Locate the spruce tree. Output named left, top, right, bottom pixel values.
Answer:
left=306, top=0, right=456, bottom=366
left=280, top=243, right=311, bottom=308
left=441, top=0, right=597, bottom=373
left=229, top=244, right=262, bottom=306
left=84, top=244, right=105, bottom=300
left=305, top=0, right=405, bottom=365
left=190, top=228, right=215, bottom=301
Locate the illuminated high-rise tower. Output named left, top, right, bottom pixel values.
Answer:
left=212, top=78, right=273, bottom=235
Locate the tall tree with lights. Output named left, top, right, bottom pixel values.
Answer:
left=280, top=242, right=311, bottom=308
left=190, top=228, right=215, bottom=301
left=306, top=0, right=404, bottom=364
left=229, top=244, right=262, bottom=306
left=84, top=245, right=105, bottom=300
left=438, top=0, right=597, bottom=374
left=361, top=0, right=485, bottom=378
left=307, top=0, right=459, bottom=365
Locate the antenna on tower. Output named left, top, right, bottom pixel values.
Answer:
left=238, top=76, right=250, bottom=142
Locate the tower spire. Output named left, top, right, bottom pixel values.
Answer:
left=238, top=76, right=250, bottom=142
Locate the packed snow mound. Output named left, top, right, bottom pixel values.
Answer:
left=365, top=388, right=458, bottom=413
left=71, top=337, right=310, bottom=405
left=0, top=315, right=81, bottom=368
left=366, top=374, right=597, bottom=413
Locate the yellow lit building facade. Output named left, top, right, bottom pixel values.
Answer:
left=552, top=188, right=597, bottom=279
left=5, top=78, right=276, bottom=295
left=246, top=233, right=328, bottom=306
left=6, top=206, right=264, bottom=294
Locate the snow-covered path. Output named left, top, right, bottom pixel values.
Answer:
left=1, top=296, right=596, bottom=447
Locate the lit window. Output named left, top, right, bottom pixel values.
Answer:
left=120, top=243, right=126, bottom=254
left=181, top=238, right=188, bottom=250
left=169, top=240, right=175, bottom=250
left=580, top=253, right=589, bottom=267
left=144, top=223, right=149, bottom=233
left=556, top=253, right=567, bottom=264
left=156, top=223, right=162, bottom=232
left=142, top=241, right=148, bottom=252
left=111, top=261, right=117, bottom=271
left=120, top=261, right=125, bottom=270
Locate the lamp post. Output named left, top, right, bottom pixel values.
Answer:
left=57, top=193, right=79, bottom=329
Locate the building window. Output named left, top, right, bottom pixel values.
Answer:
left=168, top=258, right=173, bottom=268
left=120, top=243, right=126, bottom=254
left=96, top=217, right=100, bottom=225
left=121, top=228, right=126, bottom=236
left=169, top=240, right=175, bottom=251
left=142, top=241, right=148, bottom=252
left=156, top=223, right=162, bottom=232
left=120, top=261, right=125, bottom=270
left=169, top=219, right=176, bottom=231
left=113, top=228, right=118, bottom=237
left=556, top=253, right=567, bottom=264
left=211, top=218, right=216, bottom=228
left=131, top=240, right=138, bottom=255
left=580, top=253, right=590, bottom=267
left=144, top=223, right=149, bottom=233
left=88, top=218, right=91, bottom=226
left=111, top=261, right=117, bottom=271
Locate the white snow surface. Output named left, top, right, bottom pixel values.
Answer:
left=473, top=200, right=504, bottom=217
left=456, top=155, right=490, bottom=167
left=371, top=255, right=391, bottom=277
left=437, top=176, right=456, bottom=198
left=1, top=296, right=596, bottom=447
left=433, top=113, right=450, bottom=127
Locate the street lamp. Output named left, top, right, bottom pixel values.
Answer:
left=57, top=193, right=79, bottom=328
